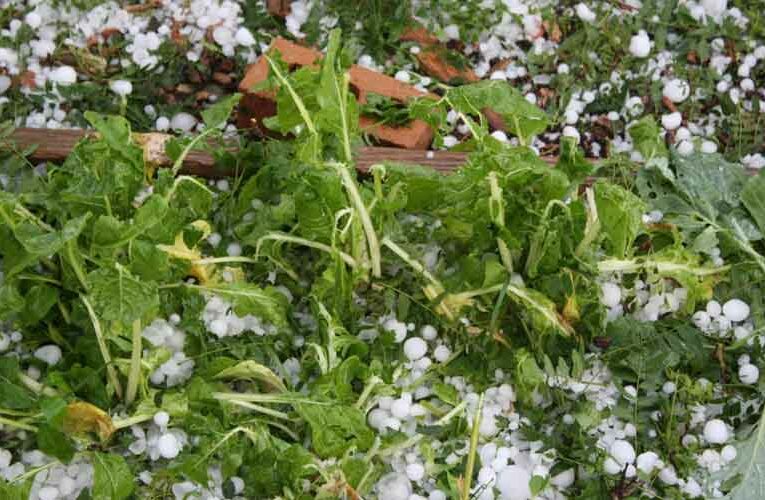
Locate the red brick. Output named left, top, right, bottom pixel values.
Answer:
left=239, top=37, right=435, bottom=150
left=266, top=0, right=291, bottom=17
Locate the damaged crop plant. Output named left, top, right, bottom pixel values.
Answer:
left=1, top=3, right=765, bottom=499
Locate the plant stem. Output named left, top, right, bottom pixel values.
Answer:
left=256, top=232, right=357, bottom=268
left=265, top=55, right=317, bottom=135
left=336, top=164, right=381, bottom=278
left=462, top=392, right=484, bottom=500
left=0, top=415, right=37, bottom=432
left=80, top=295, right=123, bottom=399
left=125, top=319, right=142, bottom=407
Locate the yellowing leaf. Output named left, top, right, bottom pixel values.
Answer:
left=62, top=401, right=115, bottom=442
left=156, top=221, right=215, bottom=284
left=214, top=360, right=287, bottom=393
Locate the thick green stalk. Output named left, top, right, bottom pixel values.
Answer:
left=80, top=296, right=123, bottom=399
left=125, top=319, right=142, bottom=406
left=337, top=164, right=381, bottom=277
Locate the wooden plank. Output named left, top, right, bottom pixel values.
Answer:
left=6, top=128, right=221, bottom=176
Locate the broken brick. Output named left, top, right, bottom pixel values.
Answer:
left=239, top=37, right=435, bottom=150
left=266, top=0, right=291, bottom=17
left=415, top=48, right=478, bottom=84
left=399, top=26, right=478, bottom=84
left=399, top=26, right=439, bottom=46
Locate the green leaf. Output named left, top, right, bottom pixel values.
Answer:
left=0, top=281, right=24, bottom=320
left=556, top=136, right=594, bottom=185
left=741, top=171, right=765, bottom=236
left=20, top=284, right=59, bottom=325
left=87, top=265, right=159, bottom=324
left=715, top=409, right=765, bottom=499
left=447, top=80, right=548, bottom=142
left=628, top=116, right=667, bottom=162
left=194, top=283, right=290, bottom=328
left=92, top=453, right=134, bottom=500
left=201, top=93, right=243, bottom=129
left=84, top=112, right=144, bottom=168
left=595, top=181, right=646, bottom=258
left=37, top=423, right=75, bottom=463
left=296, top=403, right=374, bottom=458
left=0, top=358, right=36, bottom=410
left=13, top=214, right=90, bottom=256
left=92, top=195, right=168, bottom=248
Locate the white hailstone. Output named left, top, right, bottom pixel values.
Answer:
left=677, top=140, right=694, bottom=156
left=368, top=409, right=388, bottom=430
left=443, top=135, right=459, bottom=148
left=170, top=113, right=197, bottom=132
left=230, top=476, right=245, bottom=494
left=557, top=63, right=570, bottom=74
left=603, top=457, right=622, bottom=474
left=636, top=451, right=659, bottom=474
left=109, top=79, right=133, bottom=96
left=383, top=318, right=408, bottom=343
left=443, top=24, right=460, bottom=40
left=721, top=444, right=737, bottom=462
left=24, top=12, right=42, bottom=28
left=723, top=299, right=750, bottom=322
left=207, top=232, right=222, bottom=247
left=153, top=411, right=170, bottom=428
left=34, top=345, right=62, bottom=366
left=564, top=110, right=579, bottom=125
left=157, top=433, right=181, bottom=459
left=155, top=116, right=170, bottom=131
left=702, top=0, right=728, bottom=19
left=394, top=70, right=411, bottom=83
left=433, top=345, right=451, bottom=363
left=610, top=440, right=636, bottom=466
left=429, top=491, right=447, bottom=500
left=575, top=3, right=597, bottom=23
left=491, top=130, right=509, bottom=142
left=0, top=75, right=10, bottom=95
left=216, top=179, right=230, bottom=192
left=663, top=79, right=690, bottom=103
left=38, top=487, right=59, bottom=500
left=550, top=468, right=575, bottom=489
left=741, top=78, right=755, bottom=91
left=706, top=300, right=722, bottom=317
left=582, top=91, right=596, bottom=103
left=739, top=364, right=759, bottom=385
left=49, top=66, right=77, bottom=86
left=704, top=419, right=729, bottom=444
left=403, top=337, right=428, bottom=361
left=421, top=325, right=438, bottom=340
left=235, top=27, right=256, bottom=47
left=376, top=472, right=412, bottom=500
left=496, top=465, right=531, bottom=500
left=390, top=398, right=411, bottom=420
left=658, top=466, right=678, bottom=485
left=212, top=26, right=234, bottom=47
left=489, top=70, right=507, bottom=80
left=226, top=242, right=242, bottom=257
left=682, top=478, right=703, bottom=498
left=661, top=112, right=682, bottom=130
left=629, top=31, right=651, bottom=58
left=607, top=111, right=621, bottom=121
left=562, top=126, right=580, bottom=143
left=662, top=381, right=677, bottom=394
left=700, top=140, right=718, bottom=153
left=405, top=462, right=425, bottom=481
left=601, top=282, right=621, bottom=308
